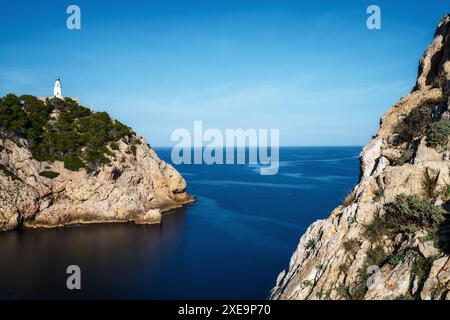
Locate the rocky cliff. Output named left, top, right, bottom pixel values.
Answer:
left=0, top=97, right=193, bottom=231
left=271, top=14, right=450, bottom=300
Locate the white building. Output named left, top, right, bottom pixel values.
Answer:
left=54, top=77, right=62, bottom=98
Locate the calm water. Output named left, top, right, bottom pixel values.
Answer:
left=0, top=147, right=360, bottom=299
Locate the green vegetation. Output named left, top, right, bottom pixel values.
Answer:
left=338, top=263, right=349, bottom=275
left=383, top=195, right=446, bottom=236
left=394, top=149, right=414, bottom=166
left=364, top=195, right=446, bottom=245
left=39, top=170, right=60, bottom=179
left=373, top=176, right=384, bottom=201
left=338, top=180, right=449, bottom=299
left=365, top=245, right=388, bottom=267
left=306, top=239, right=315, bottom=250
left=0, top=164, right=20, bottom=181
left=130, top=145, right=137, bottom=157
left=394, top=100, right=438, bottom=144
left=346, top=246, right=388, bottom=300
left=441, top=184, right=450, bottom=199
left=427, top=120, right=450, bottom=148
left=63, top=154, right=86, bottom=171
left=0, top=94, right=137, bottom=172
left=388, top=248, right=409, bottom=267
left=348, top=216, right=357, bottom=225
left=363, top=194, right=447, bottom=253
left=302, top=280, right=314, bottom=287
left=389, top=249, right=433, bottom=300
left=342, top=239, right=360, bottom=256
left=336, top=285, right=352, bottom=300
left=410, top=251, right=434, bottom=298
left=338, top=240, right=385, bottom=300
left=110, top=142, right=119, bottom=150
left=393, top=96, right=450, bottom=151
left=363, top=208, right=385, bottom=242
left=411, top=251, right=432, bottom=282
left=432, top=70, right=448, bottom=90
left=421, top=169, right=440, bottom=199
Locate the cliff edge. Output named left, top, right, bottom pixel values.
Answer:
left=271, top=14, right=450, bottom=300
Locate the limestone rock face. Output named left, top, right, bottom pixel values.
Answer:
left=0, top=134, right=193, bottom=231
left=271, top=14, right=450, bottom=300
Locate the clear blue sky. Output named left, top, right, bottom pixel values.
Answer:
left=0, top=0, right=449, bottom=146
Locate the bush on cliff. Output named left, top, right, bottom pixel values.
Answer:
left=39, top=170, right=60, bottom=179
left=394, top=100, right=436, bottom=144
left=0, top=164, right=20, bottom=181
left=364, top=194, right=446, bottom=246
left=394, top=149, right=414, bottom=166
left=427, top=120, right=450, bottom=148
left=383, top=195, right=446, bottom=235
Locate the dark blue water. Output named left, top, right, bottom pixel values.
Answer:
left=0, top=147, right=360, bottom=299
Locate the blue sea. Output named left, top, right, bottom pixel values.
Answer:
left=0, top=147, right=360, bottom=299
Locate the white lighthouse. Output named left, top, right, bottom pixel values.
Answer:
left=53, top=77, right=62, bottom=98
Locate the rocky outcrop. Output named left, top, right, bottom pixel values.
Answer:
left=271, top=14, right=450, bottom=300
left=0, top=129, right=193, bottom=231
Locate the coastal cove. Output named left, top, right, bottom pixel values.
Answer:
left=0, top=147, right=360, bottom=299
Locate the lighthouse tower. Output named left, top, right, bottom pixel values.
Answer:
left=53, top=77, right=62, bottom=98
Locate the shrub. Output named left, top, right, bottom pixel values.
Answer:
left=373, top=176, right=384, bottom=201
left=130, top=145, right=137, bottom=157
left=366, top=246, right=388, bottom=267
left=348, top=246, right=388, bottom=300
left=63, top=155, right=85, bottom=171
left=411, top=251, right=433, bottom=297
left=348, top=216, right=357, bottom=225
left=441, top=184, right=450, bottom=199
left=302, top=280, right=314, bottom=287
left=351, top=269, right=370, bottom=300
left=364, top=195, right=448, bottom=251
left=110, top=142, right=119, bottom=150
left=421, top=169, right=440, bottom=199
left=0, top=164, right=20, bottom=181
left=338, top=263, right=349, bottom=275
left=363, top=209, right=386, bottom=242
left=39, top=170, right=60, bottom=179
left=394, top=100, right=437, bottom=144
left=306, top=239, right=315, bottom=249
left=388, top=248, right=410, bottom=266
left=342, top=239, right=360, bottom=255
left=383, top=195, right=446, bottom=236
left=432, top=70, right=448, bottom=90
left=427, top=120, right=450, bottom=148
left=394, top=149, right=414, bottom=166
left=84, top=147, right=111, bottom=172
left=336, top=285, right=352, bottom=300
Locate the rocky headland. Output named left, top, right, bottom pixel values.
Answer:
left=0, top=96, right=193, bottom=231
left=271, top=14, right=450, bottom=300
